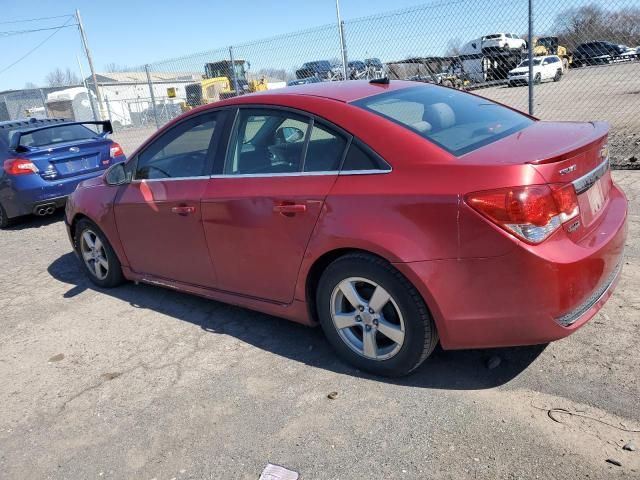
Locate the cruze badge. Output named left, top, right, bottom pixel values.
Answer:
left=559, top=164, right=577, bottom=175
left=69, top=147, right=80, bottom=153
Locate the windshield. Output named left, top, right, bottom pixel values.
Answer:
left=518, top=58, right=542, bottom=67
left=483, top=34, right=502, bottom=40
left=352, top=86, right=533, bottom=156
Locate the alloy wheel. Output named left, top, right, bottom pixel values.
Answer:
left=330, top=277, right=405, bottom=360
left=80, top=229, right=109, bottom=280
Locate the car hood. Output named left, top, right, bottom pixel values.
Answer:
left=509, top=66, right=537, bottom=74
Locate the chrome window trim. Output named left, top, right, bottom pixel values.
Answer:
left=131, top=175, right=211, bottom=183
left=572, top=156, right=610, bottom=194
left=208, top=168, right=391, bottom=179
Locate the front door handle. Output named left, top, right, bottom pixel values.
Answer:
left=273, top=203, right=307, bottom=215
left=171, top=205, right=196, bottom=216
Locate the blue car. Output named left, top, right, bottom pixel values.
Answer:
left=0, top=118, right=126, bottom=228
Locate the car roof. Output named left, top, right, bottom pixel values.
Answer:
left=225, top=80, right=415, bottom=104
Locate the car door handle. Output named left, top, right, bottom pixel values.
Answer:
left=171, top=205, right=196, bottom=216
left=273, top=203, right=307, bottom=214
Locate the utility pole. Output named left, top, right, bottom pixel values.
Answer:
left=76, top=9, right=103, bottom=120
left=336, top=0, right=348, bottom=80
left=77, top=55, right=98, bottom=121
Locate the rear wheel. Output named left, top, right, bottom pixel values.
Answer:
left=534, top=73, right=542, bottom=84
left=75, top=219, right=124, bottom=288
left=316, top=253, right=438, bottom=377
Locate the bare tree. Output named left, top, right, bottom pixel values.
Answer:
left=104, top=62, right=130, bottom=72
left=445, top=38, right=463, bottom=57
left=554, top=4, right=640, bottom=49
left=45, top=67, right=80, bottom=87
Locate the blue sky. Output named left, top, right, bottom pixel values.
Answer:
left=0, top=0, right=592, bottom=90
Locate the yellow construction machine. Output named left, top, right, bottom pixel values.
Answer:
left=533, top=37, right=572, bottom=70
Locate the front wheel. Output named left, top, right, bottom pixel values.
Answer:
left=553, top=70, right=562, bottom=82
left=534, top=73, right=542, bottom=84
left=75, top=219, right=125, bottom=288
left=316, top=253, right=438, bottom=377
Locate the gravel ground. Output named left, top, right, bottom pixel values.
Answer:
left=0, top=171, right=638, bottom=479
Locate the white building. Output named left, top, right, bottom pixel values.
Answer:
left=86, top=71, right=202, bottom=127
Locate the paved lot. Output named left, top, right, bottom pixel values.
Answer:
left=0, top=172, right=638, bottom=479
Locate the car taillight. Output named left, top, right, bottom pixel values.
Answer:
left=3, top=158, right=39, bottom=175
left=465, top=184, right=579, bottom=244
left=109, top=143, right=124, bottom=158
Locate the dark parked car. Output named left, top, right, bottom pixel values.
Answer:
left=295, top=60, right=333, bottom=80
left=573, top=41, right=623, bottom=66
left=0, top=118, right=125, bottom=227
left=65, top=80, right=626, bottom=377
left=348, top=60, right=368, bottom=79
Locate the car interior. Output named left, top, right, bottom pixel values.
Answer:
left=229, top=113, right=346, bottom=174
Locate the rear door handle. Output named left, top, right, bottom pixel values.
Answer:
left=273, top=203, right=307, bottom=214
left=171, top=205, right=196, bottom=216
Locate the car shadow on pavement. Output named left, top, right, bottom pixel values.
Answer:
left=48, top=252, right=547, bottom=390
left=6, top=210, right=65, bottom=231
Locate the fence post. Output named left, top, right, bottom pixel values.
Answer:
left=336, top=0, right=348, bottom=80
left=38, top=89, right=48, bottom=118
left=229, top=46, right=240, bottom=97
left=145, top=64, right=160, bottom=129
left=105, top=96, right=112, bottom=123
left=528, top=0, right=534, bottom=115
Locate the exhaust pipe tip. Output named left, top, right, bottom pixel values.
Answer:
left=33, top=203, right=57, bottom=216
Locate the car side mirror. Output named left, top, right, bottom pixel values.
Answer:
left=277, top=126, right=305, bottom=144
left=104, top=162, right=130, bottom=186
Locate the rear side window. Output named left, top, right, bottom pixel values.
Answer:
left=352, top=86, right=533, bottom=156
left=303, top=123, right=346, bottom=172
left=18, top=124, right=97, bottom=148
left=342, top=142, right=390, bottom=171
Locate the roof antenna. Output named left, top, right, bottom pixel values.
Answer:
left=369, top=77, right=390, bottom=85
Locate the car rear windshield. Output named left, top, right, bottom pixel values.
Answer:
left=352, top=86, right=533, bottom=156
left=10, top=124, right=98, bottom=148
left=483, top=34, right=503, bottom=39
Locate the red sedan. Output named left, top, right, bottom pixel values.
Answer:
left=65, top=80, right=627, bottom=376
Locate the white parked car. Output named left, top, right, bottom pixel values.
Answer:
left=482, top=33, right=527, bottom=53
left=508, top=55, right=563, bottom=86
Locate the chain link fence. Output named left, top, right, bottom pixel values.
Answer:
left=84, top=0, right=640, bottom=167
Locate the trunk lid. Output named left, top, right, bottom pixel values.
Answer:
left=26, top=138, right=112, bottom=180
left=463, top=120, right=610, bottom=241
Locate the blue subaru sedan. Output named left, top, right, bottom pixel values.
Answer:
left=0, top=118, right=126, bottom=228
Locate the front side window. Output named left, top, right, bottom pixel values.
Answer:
left=353, top=86, right=533, bottom=156
left=135, top=113, right=218, bottom=180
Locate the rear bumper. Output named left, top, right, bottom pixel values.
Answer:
left=0, top=170, right=105, bottom=218
left=395, top=184, right=628, bottom=350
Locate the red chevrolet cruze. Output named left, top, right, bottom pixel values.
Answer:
left=65, top=80, right=627, bottom=376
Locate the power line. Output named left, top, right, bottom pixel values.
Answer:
left=0, top=16, right=75, bottom=76
left=0, top=24, right=77, bottom=38
left=0, top=14, right=73, bottom=25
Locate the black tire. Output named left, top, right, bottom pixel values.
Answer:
left=316, top=253, right=438, bottom=377
left=534, top=73, right=542, bottom=85
left=553, top=69, right=562, bottom=82
left=0, top=202, right=10, bottom=229
left=75, top=219, right=124, bottom=288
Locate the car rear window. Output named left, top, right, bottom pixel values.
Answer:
left=483, top=34, right=503, bottom=39
left=9, top=124, right=98, bottom=148
left=352, top=86, right=533, bottom=156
